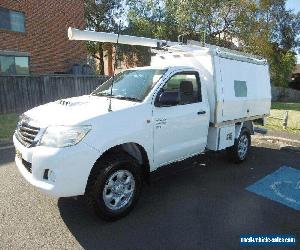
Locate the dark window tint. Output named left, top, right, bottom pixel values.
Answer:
left=0, top=7, right=25, bottom=32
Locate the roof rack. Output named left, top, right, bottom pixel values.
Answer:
left=68, top=27, right=267, bottom=65
left=207, top=44, right=266, bottom=65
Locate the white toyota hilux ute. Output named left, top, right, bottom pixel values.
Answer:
left=14, top=39, right=271, bottom=220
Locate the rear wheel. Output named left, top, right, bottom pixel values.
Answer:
left=227, top=128, right=251, bottom=163
left=85, top=153, right=142, bottom=221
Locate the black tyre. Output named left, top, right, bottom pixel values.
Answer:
left=85, top=152, right=142, bottom=221
left=227, top=128, right=251, bottom=163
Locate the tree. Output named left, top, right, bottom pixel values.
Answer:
left=84, top=0, right=122, bottom=74
left=121, top=0, right=167, bottom=67
left=126, top=0, right=252, bottom=48
left=173, top=0, right=252, bottom=46
left=125, top=0, right=299, bottom=87
left=238, top=0, right=299, bottom=86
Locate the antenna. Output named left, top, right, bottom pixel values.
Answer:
left=108, top=20, right=122, bottom=112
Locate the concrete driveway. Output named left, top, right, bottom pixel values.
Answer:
left=0, top=142, right=299, bottom=249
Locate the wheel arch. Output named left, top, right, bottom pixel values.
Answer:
left=242, top=120, right=254, bottom=135
left=235, top=121, right=254, bottom=139
left=86, top=142, right=151, bottom=194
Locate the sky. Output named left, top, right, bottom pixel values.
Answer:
left=286, top=0, right=300, bottom=13
left=286, top=0, right=300, bottom=62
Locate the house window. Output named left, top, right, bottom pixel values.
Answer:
left=0, top=7, right=25, bottom=32
left=0, top=55, right=29, bottom=75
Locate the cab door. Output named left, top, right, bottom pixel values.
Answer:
left=152, top=71, right=209, bottom=168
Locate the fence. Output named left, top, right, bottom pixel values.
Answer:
left=0, top=75, right=109, bottom=114
left=269, top=111, right=289, bottom=129
left=272, top=87, right=300, bottom=102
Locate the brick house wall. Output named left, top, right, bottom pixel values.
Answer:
left=0, top=0, right=86, bottom=74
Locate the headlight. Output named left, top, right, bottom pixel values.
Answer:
left=39, top=125, right=91, bottom=148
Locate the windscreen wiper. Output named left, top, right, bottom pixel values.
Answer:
left=113, top=96, right=141, bottom=102
left=91, top=92, right=112, bottom=97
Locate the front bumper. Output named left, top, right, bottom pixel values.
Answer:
left=13, top=134, right=99, bottom=197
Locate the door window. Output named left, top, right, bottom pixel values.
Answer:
left=160, top=72, right=201, bottom=105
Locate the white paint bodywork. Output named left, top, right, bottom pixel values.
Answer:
left=13, top=29, right=271, bottom=197
left=13, top=67, right=210, bottom=197
left=207, top=125, right=235, bottom=151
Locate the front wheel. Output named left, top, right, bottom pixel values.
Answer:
left=85, top=153, right=142, bottom=221
left=227, top=128, right=251, bottom=163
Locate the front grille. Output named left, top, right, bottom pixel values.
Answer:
left=22, top=159, right=32, bottom=173
left=16, top=122, right=40, bottom=147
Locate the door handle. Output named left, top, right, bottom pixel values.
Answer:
left=197, top=111, right=206, bottom=115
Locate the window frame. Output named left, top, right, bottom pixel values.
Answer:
left=155, top=71, right=202, bottom=107
left=0, top=7, right=26, bottom=33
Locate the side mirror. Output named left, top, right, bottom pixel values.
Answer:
left=156, top=91, right=179, bottom=107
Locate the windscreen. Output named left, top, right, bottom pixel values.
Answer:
left=92, top=69, right=167, bottom=102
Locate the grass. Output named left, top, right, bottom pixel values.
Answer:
left=271, top=102, right=300, bottom=112
left=0, top=113, right=18, bottom=140
left=266, top=102, right=300, bottom=134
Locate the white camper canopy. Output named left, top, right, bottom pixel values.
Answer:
left=68, top=27, right=271, bottom=126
